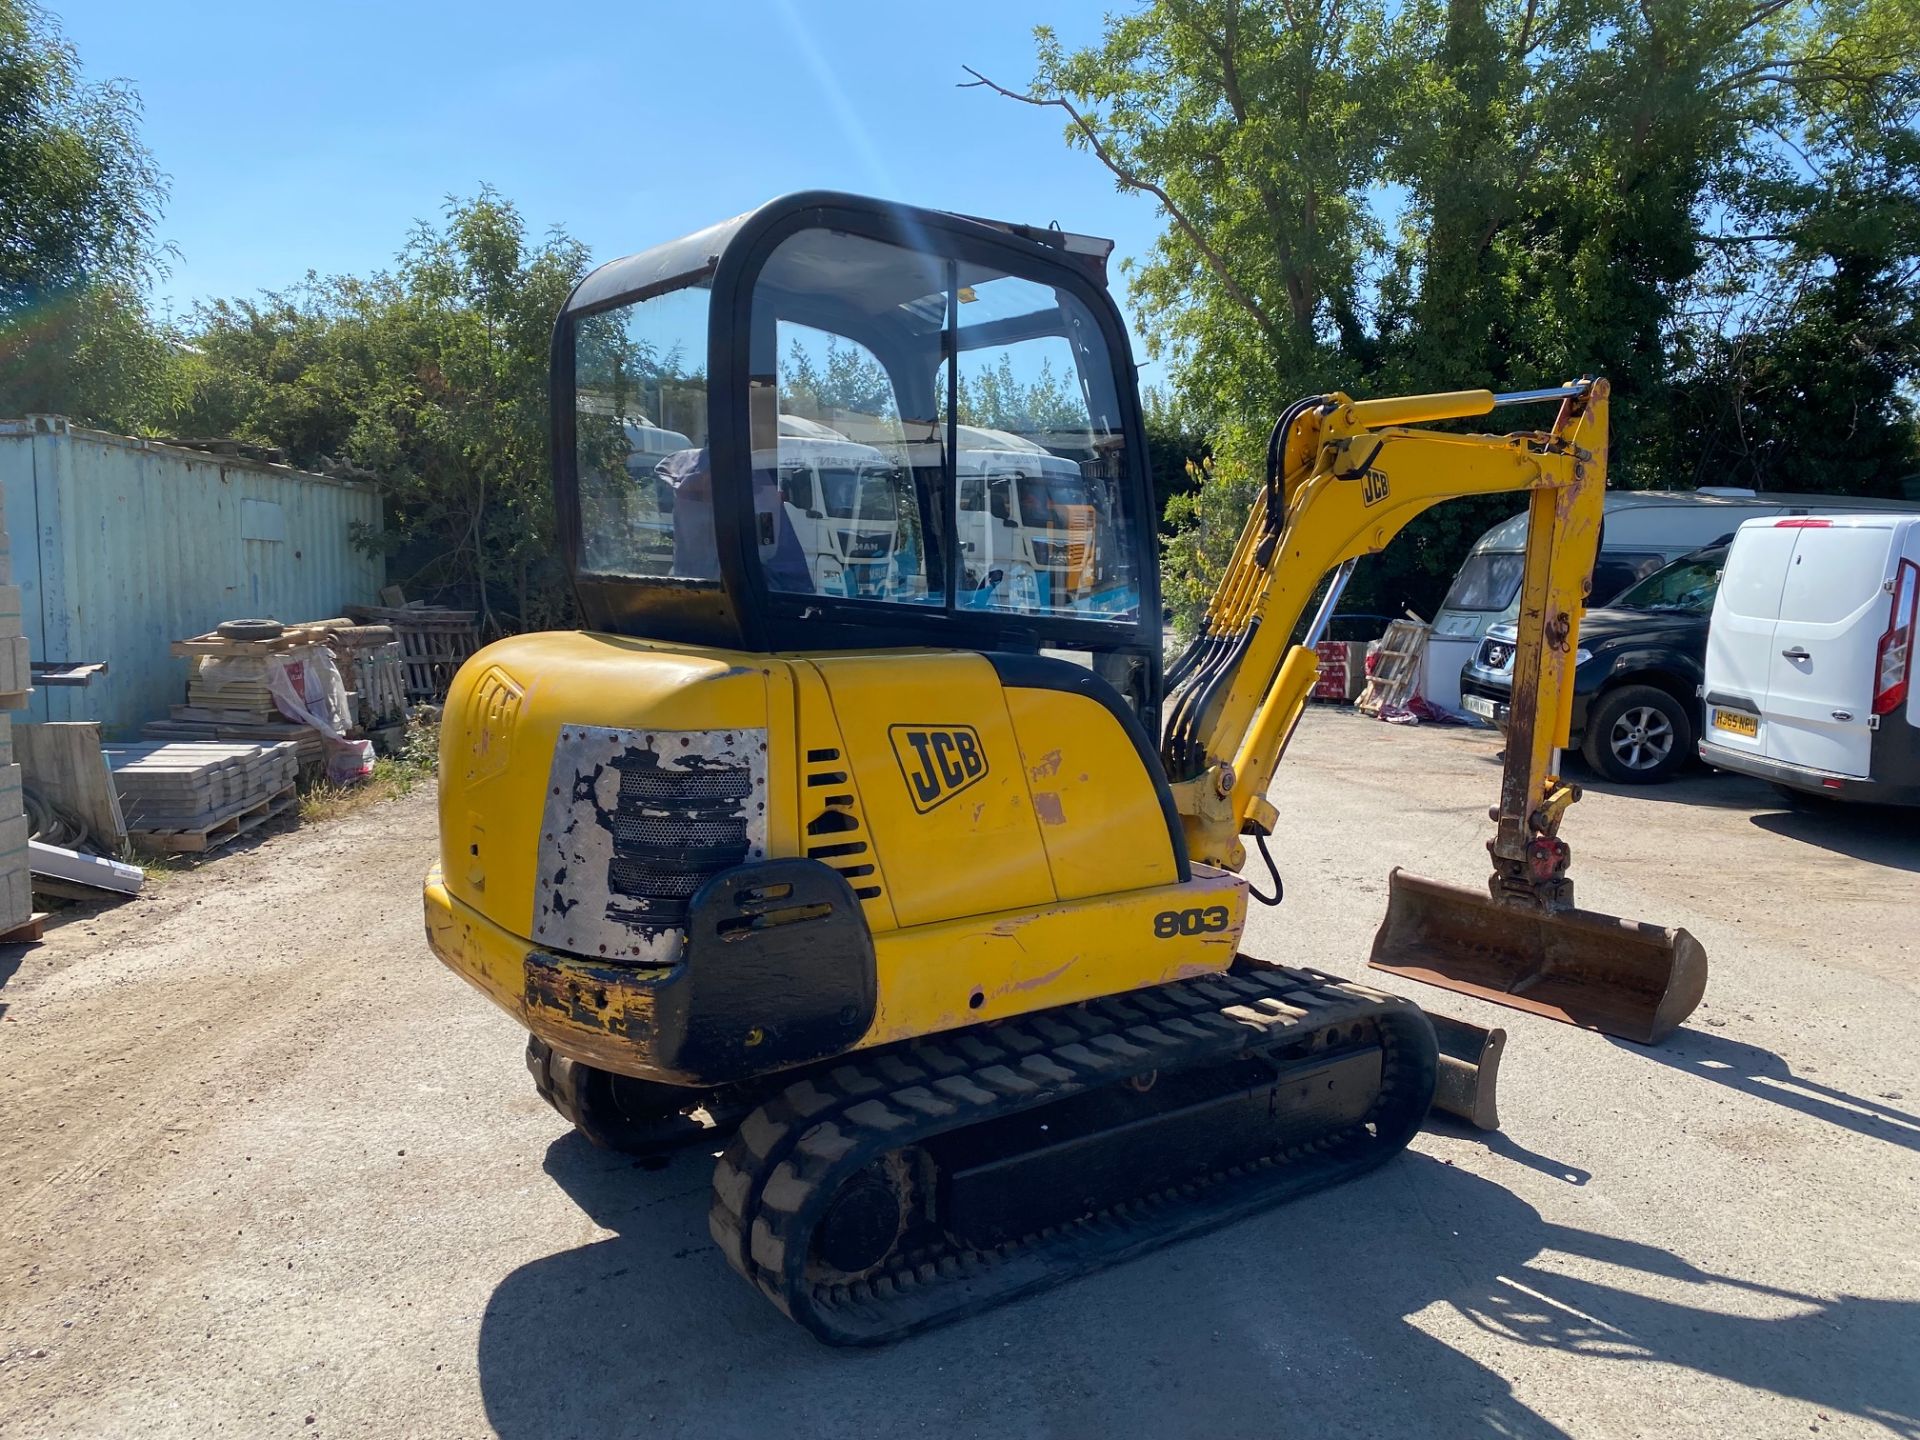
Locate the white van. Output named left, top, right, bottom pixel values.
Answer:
left=1426, top=488, right=1920, bottom=713
left=1700, top=515, right=1920, bottom=805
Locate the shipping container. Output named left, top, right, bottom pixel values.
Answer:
left=0, top=418, right=385, bottom=737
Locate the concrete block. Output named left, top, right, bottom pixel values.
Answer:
left=0, top=585, right=22, bottom=633
left=0, top=635, right=30, bottom=704
left=0, top=812, right=29, bottom=858
left=0, top=714, right=14, bottom=767
left=0, top=878, right=25, bottom=922
left=0, top=862, right=31, bottom=933
left=0, top=762, right=21, bottom=820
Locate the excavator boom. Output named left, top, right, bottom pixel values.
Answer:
left=1162, top=379, right=1707, bottom=1045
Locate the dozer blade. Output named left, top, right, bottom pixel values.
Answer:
left=1427, top=1012, right=1505, bottom=1130
left=1368, top=869, right=1708, bottom=1045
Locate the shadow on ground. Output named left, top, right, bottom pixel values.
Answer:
left=1618, top=1027, right=1920, bottom=1153
left=1559, top=761, right=1776, bottom=811
left=1749, top=804, right=1920, bottom=872
left=0, top=941, right=25, bottom=1019
left=475, top=1137, right=1920, bottom=1440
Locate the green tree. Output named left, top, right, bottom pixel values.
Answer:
left=1142, top=383, right=1210, bottom=530
left=974, top=0, right=1920, bottom=630
left=969, top=1, right=1387, bottom=420
left=0, top=0, right=170, bottom=427
left=168, top=191, right=592, bottom=630
left=955, top=353, right=1088, bottom=433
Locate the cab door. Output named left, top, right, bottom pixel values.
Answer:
left=1761, top=521, right=1897, bottom=776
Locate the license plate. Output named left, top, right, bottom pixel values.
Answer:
left=1712, top=708, right=1758, bottom=738
left=1463, top=694, right=1497, bottom=719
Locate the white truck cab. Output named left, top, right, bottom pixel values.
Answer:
left=1700, top=514, right=1920, bottom=805
left=953, top=424, right=1101, bottom=612
left=769, top=414, right=910, bottom=599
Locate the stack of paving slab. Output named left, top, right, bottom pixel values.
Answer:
left=0, top=515, right=33, bottom=934
left=141, top=619, right=364, bottom=778
left=103, top=740, right=300, bottom=854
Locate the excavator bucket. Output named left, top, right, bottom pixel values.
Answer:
left=1369, top=869, right=1708, bottom=1045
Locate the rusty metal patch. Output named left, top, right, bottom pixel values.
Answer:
left=534, top=726, right=768, bottom=964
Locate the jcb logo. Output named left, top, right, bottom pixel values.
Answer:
left=1361, top=468, right=1390, bottom=506
left=890, top=724, right=988, bottom=813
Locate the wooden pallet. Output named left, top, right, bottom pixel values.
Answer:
left=338, top=640, right=407, bottom=726
left=1354, top=618, right=1431, bottom=716
left=169, top=618, right=356, bottom=659
left=0, top=911, right=49, bottom=944
left=345, top=605, right=479, bottom=702
left=127, top=785, right=297, bottom=856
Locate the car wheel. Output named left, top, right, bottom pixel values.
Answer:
left=1581, top=684, right=1692, bottom=783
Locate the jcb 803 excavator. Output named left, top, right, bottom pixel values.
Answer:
left=424, top=192, right=1706, bottom=1344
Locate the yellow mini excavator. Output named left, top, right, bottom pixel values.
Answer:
left=424, top=192, right=1706, bottom=1344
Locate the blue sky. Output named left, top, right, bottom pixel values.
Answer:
left=61, top=0, right=1175, bottom=385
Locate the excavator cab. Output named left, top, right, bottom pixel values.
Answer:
left=553, top=191, right=1162, bottom=711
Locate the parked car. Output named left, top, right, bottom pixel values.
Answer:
left=1458, top=543, right=1727, bottom=782
left=1699, top=515, right=1920, bottom=805
left=1423, top=487, right=1920, bottom=713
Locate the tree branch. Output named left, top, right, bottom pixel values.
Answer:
left=1514, top=0, right=1540, bottom=60
left=959, top=65, right=1287, bottom=352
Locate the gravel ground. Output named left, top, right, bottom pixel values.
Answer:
left=1, top=709, right=1915, bottom=1439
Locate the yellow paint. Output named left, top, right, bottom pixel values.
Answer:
left=437, top=631, right=774, bottom=941
left=1170, top=381, right=1609, bottom=871
left=1002, top=684, right=1180, bottom=900
left=431, top=631, right=1227, bottom=1083
left=789, top=659, right=899, bottom=932
left=812, top=652, right=1054, bottom=928
left=865, top=865, right=1246, bottom=1043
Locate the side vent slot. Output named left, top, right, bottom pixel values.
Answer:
left=803, top=750, right=884, bottom=909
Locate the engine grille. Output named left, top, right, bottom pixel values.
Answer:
left=605, top=753, right=753, bottom=927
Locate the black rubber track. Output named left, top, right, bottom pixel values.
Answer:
left=709, top=962, right=1438, bottom=1345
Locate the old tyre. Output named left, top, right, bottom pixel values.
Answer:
left=1581, top=683, right=1692, bottom=783
left=215, top=618, right=285, bottom=641
left=525, top=1034, right=692, bottom=1152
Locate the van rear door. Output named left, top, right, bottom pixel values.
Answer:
left=1761, top=519, right=1898, bottom=777
left=1703, top=521, right=1797, bottom=761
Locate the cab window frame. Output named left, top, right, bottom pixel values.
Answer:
left=710, top=203, right=1159, bottom=659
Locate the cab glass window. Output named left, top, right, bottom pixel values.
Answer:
left=751, top=234, right=944, bottom=606
left=946, top=275, right=1139, bottom=622
left=767, top=319, right=935, bottom=602
left=574, top=283, right=714, bottom=579
left=748, top=227, right=1140, bottom=626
